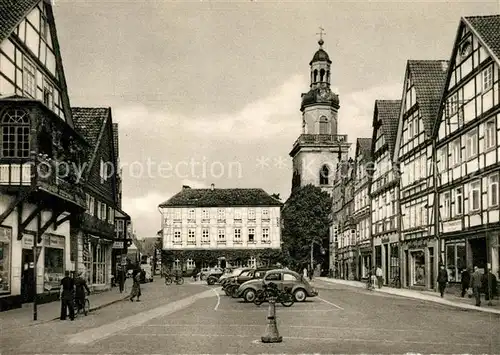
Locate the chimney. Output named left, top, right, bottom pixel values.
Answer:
left=182, top=185, right=191, bottom=190
left=211, top=183, right=215, bottom=191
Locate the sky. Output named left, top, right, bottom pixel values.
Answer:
left=52, top=0, right=499, bottom=238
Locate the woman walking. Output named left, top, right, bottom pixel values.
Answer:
left=129, top=268, right=142, bottom=302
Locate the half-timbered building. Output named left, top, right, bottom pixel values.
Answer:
left=0, top=0, right=89, bottom=310
left=434, top=15, right=500, bottom=282
left=334, top=158, right=356, bottom=280
left=394, top=60, right=449, bottom=290
left=352, top=138, right=373, bottom=280
left=368, top=100, right=401, bottom=286
left=72, top=108, right=130, bottom=290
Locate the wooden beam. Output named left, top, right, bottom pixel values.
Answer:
left=38, top=210, right=64, bottom=243
left=17, top=202, right=23, bottom=240
left=54, top=214, right=72, bottom=230
left=0, top=190, right=31, bottom=226
left=18, top=205, right=44, bottom=239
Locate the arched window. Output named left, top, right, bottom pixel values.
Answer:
left=1, top=109, right=30, bottom=158
left=319, top=116, right=329, bottom=134
left=320, top=69, right=325, bottom=82
left=313, top=69, right=318, bottom=82
left=319, top=165, right=330, bottom=185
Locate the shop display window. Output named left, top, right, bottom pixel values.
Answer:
left=44, top=247, right=64, bottom=291
left=412, top=250, right=426, bottom=286
left=446, top=241, right=466, bottom=282
left=0, top=227, right=11, bottom=293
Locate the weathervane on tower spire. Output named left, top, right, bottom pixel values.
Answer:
left=316, top=26, right=326, bottom=47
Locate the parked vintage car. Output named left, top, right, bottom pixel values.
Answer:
left=221, top=267, right=254, bottom=288
left=224, top=266, right=279, bottom=296
left=197, top=268, right=211, bottom=281
left=236, top=269, right=318, bottom=303
left=206, top=267, right=225, bottom=285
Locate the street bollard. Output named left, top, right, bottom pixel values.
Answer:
left=261, top=296, right=283, bottom=343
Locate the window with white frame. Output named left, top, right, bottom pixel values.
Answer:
left=262, top=209, right=269, bottom=220
left=248, top=208, right=256, bottom=220
left=443, top=192, right=450, bottom=219
left=482, top=65, right=493, bottom=92
left=43, top=78, right=54, bottom=110
left=485, top=120, right=496, bottom=150
left=217, top=208, right=225, bottom=221
left=488, top=174, right=499, bottom=207
left=23, top=58, right=36, bottom=98
left=173, top=230, right=181, bottom=243
left=452, top=139, right=461, bottom=165
left=262, top=227, right=270, bottom=242
left=188, top=229, right=195, bottom=244
left=174, top=209, right=181, bottom=220
left=469, top=180, right=481, bottom=211
left=234, top=209, right=242, bottom=220
left=454, top=187, right=463, bottom=215
left=217, top=229, right=225, bottom=242
left=100, top=202, right=106, bottom=221
left=234, top=228, right=241, bottom=242
left=448, top=92, right=458, bottom=115
left=202, top=209, right=209, bottom=220
left=201, top=228, right=209, bottom=242
left=438, top=148, right=447, bottom=172
left=88, top=196, right=95, bottom=216
left=465, top=129, right=478, bottom=159
left=248, top=228, right=255, bottom=242
left=188, top=209, right=195, bottom=220
left=186, top=259, right=196, bottom=269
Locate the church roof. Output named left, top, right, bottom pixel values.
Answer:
left=159, top=188, right=283, bottom=208
left=0, top=0, right=39, bottom=44
left=310, top=48, right=332, bottom=65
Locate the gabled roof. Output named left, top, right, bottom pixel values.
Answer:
left=372, top=100, right=401, bottom=157
left=407, top=60, right=449, bottom=137
left=0, top=0, right=39, bottom=44
left=432, top=15, right=500, bottom=138
left=464, top=15, right=500, bottom=65
left=159, top=188, right=283, bottom=208
left=72, top=107, right=110, bottom=178
left=356, top=138, right=372, bottom=160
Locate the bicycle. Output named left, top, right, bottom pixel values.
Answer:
left=390, top=275, right=401, bottom=288
left=164, top=275, right=184, bottom=285
left=74, top=296, right=90, bottom=316
left=254, top=283, right=294, bottom=307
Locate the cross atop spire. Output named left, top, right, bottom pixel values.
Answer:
left=316, top=26, right=326, bottom=47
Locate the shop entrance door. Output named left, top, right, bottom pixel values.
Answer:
left=469, top=238, right=487, bottom=270
left=21, top=249, right=35, bottom=303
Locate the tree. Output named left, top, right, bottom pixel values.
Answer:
left=281, top=184, right=332, bottom=269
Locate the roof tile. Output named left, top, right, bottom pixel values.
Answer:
left=356, top=138, right=372, bottom=160
left=0, top=0, right=39, bottom=44
left=72, top=107, right=108, bottom=160
left=375, top=100, right=401, bottom=156
left=408, top=60, right=449, bottom=136
left=465, top=15, right=500, bottom=63
left=159, top=188, right=283, bottom=208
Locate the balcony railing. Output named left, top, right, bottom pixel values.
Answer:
left=292, top=134, right=348, bottom=147
left=0, top=156, right=86, bottom=207
left=81, top=213, right=116, bottom=237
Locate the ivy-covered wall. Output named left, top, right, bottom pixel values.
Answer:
left=161, top=248, right=285, bottom=269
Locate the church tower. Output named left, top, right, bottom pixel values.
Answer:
left=290, top=33, right=351, bottom=194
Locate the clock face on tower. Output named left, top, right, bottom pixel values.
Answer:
left=319, top=88, right=329, bottom=100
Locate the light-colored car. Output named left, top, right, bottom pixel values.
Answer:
left=236, top=269, right=318, bottom=303
left=197, top=268, right=211, bottom=281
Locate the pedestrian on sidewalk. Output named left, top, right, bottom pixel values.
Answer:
left=60, top=271, right=75, bottom=321
left=376, top=266, right=383, bottom=289
left=437, top=264, right=448, bottom=298
left=75, top=271, right=90, bottom=312
left=470, top=266, right=482, bottom=307
left=482, top=268, right=498, bottom=302
left=460, top=268, right=471, bottom=297
left=129, top=268, right=142, bottom=302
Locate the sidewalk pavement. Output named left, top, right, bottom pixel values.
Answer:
left=0, top=279, right=132, bottom=330
left=315, top=277, right=500, bottom=315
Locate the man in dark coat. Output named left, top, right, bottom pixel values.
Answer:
left=470, top=266, right=483, bottom=306
left=60, top=271, right=75, bottom=320
left=437, top=264, right=448, bottom=298
left=460, top=268, right=471, bottom=297
left=482, top=268, right=498, bottom=301
left=74, top=271, right=90, bottom=312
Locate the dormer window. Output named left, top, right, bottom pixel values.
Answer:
left=100, top=159, right=110, bottom=183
